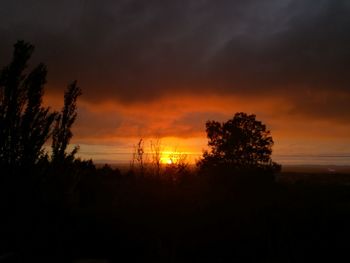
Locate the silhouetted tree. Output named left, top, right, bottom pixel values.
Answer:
left=51, top=81, right=82, bottom=164
left=0, top=41, right=56, bottom=176
left=198, top=112, right=280, bottom=172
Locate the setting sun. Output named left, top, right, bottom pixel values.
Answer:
left=160, top=151, right=175, bottom=165
left=159, top=150, right=189, bottom=165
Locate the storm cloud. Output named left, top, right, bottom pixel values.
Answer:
left=1, top=0, right=350, bottom=144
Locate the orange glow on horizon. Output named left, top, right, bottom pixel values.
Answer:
left=43, top=90, right=350, bottom=165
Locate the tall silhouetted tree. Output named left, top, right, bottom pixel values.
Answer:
left=198, top=112, right=280, bottom=172
left=51, top=81, right=82, bottom=164
left=0, top=42, right=85, bottom=261
left=0, top=41, right=56, bottom=176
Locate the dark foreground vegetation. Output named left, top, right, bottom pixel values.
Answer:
left=1, top=41, right=350, bottom=262
left=2, top=166, right=350, bottom=262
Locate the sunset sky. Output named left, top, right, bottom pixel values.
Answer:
left=1, top=0, right=350, bottom=165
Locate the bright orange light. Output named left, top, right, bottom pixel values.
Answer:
left=160, top=152, right=173, bottom=164
left=160, top=151, right=178, bottom=164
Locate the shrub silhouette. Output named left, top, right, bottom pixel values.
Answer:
left=198, top=112, right=281, bottom=173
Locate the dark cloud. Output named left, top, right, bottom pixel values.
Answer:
left=1, top=0, right=350, bottom=121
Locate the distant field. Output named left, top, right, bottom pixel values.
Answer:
left=278, top=166, right=350, bottom=185
left=95, top=162, right=350, bottom=174
left=281, top=165, right=350, bottom=174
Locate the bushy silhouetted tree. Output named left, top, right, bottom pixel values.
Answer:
left=51, top=81, right=82, bottom=164
left=0, top=41, right=56, bottom=176
left=198, top=112, right=281, bottom=172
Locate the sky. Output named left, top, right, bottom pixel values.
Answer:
left=1, top=0, right=350, bottom=165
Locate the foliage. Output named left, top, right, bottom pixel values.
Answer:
left=51, top=81, right=82, bottom=164
left=198, top=112, right=281, bottom=172
left=0, top=41, right=57, bottom=175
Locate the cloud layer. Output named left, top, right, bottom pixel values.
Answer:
left=1, top=0, right=350, bottom=156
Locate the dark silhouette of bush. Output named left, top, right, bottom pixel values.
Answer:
left=198, top=112, right=281, bottom=173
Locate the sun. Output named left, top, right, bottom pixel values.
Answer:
left=160, top=155, right=173, bottom=164
left=160, top=151, right=175, bottom=164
